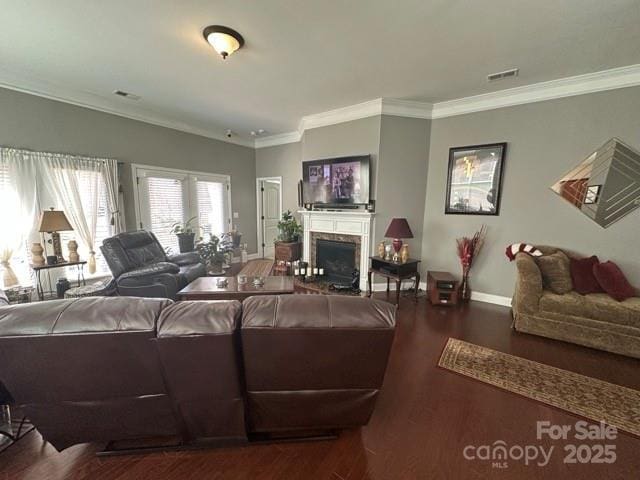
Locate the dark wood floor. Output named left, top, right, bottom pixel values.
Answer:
left=2, top=293, right=639, bottom=479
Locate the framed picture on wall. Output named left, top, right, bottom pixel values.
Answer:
left=445, top=142, right=507, bottom=215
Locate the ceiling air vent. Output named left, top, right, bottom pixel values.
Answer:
left=487, top=68, right=519, bottom=82
left=113, top=90, right=141, bottom=100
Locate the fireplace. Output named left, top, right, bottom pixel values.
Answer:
left=316, top=239, right=357, bottom=285
left=300, top=210, right=374, bottom=291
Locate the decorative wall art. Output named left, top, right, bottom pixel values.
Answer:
left=445, top=143, right=506, bottom=215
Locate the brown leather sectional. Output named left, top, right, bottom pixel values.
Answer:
left=0, top=294, right=396, bottom=451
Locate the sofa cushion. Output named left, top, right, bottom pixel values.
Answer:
left=535, top=251, right=573, bottom=294
left=593, top=261, right=636, bottom=302
left=570, top=255, right=604, bottom=295
left=540, top=291, right=640, bottom=329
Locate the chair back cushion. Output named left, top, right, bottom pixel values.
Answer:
left=241, top=295, right=396, bottom=432
left=118, top=231, right=168, bottom=267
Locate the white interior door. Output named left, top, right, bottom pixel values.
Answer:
left=260, top=179, right=281, bottom=258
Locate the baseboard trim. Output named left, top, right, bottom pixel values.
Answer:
left=231, top=253, right=261, bottom=264
left=370, top=281, right=512, bottom=307
left=470, top=291, right=513, bottom=307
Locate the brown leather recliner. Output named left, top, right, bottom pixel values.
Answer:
left=0, top=294, right=396, bottom=451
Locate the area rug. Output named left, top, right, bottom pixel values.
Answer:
left=238, top=259, right=274, bottom=277
left=438, top=337, right=640, bottom=436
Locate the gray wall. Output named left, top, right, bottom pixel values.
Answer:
left=255, top=141, right=301, bottom=215
left=377, top=115, right=430, bottom=260
left=0, top=87, right=258, bottom=253
left=422, top=86, right=640, bottom=297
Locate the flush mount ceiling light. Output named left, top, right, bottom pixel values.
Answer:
left=203, top=25, right=244, bottom=59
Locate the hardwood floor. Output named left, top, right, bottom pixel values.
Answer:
left=1, top=293, right=639, bottom=479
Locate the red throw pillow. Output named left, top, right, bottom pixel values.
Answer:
left=570, top=256, right=604, bottom=295
left=592, top=261, right=636, bottom=302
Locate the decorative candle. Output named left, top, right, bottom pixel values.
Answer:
left=300, top=268, right=306, bottom=275
left=319, top=268, right=324, bottom=275
left=313, top=267, right=318, bottom=275
left=294, top=268, right=300, bottom=276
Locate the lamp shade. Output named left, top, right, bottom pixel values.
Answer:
left=385, top=218, right=413, bottom=239
left=38, top=209, right=73, bottom=232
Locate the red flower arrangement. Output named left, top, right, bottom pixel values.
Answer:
left=456, top=225, right=487, bottom=300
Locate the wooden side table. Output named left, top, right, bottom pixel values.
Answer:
left=273, top=241, right=301, bottom=273
left=367, top=256, right=421, bottom=306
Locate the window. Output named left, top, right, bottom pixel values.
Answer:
left=0, top=163, right=33, bottom=287
left=59, top=169, right=112, bottom=276
left=134, top=166, right=230, bottom=253
left=196, top=179, right=228, bottom=239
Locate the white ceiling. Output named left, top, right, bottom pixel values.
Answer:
left=1, top=0, right=639, bottom=145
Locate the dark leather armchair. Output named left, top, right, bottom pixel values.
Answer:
left=100, top=230, right=206, bottom=299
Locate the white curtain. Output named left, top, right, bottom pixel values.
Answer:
left=0, top=149, right=39, bottom=288
left=102, top=159, right=125, bottom=234
left=40, top=155, right=104, bottom=274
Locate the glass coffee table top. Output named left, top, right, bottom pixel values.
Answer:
left=177, top=276, right=294, bottom=300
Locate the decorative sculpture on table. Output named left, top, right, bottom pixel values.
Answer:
left=68, top=240, right=80, bottom=263
left=30, top=243, right=45, bottom=266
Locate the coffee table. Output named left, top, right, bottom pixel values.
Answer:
left=177, top=276, right=295, bottom=301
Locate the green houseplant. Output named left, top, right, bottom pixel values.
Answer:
left=196, top=235, right=232, bottom=274
left=277, top=210, right=302, bottom=243
left=170, top=216, right=199, bottom=253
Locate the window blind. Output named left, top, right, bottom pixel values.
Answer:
left=146, top=176, right=185, bottom=254
left=196, top=180, right=226, bottom=239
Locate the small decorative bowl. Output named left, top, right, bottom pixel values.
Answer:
left=252, top=277, right=265, bottom=287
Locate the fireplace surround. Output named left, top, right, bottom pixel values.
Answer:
left=300, top=210, right=375, bottom=289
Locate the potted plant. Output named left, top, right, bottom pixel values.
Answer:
left=170, top=216, right=199, bottom=253
left=196, top=235, right=232, bottom=275
left=277, top=210, right=302, bottom=243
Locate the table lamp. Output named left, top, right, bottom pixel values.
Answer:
left=38, top=208, right=73, bottom=263
left=384, top=218, right=413, bottom=262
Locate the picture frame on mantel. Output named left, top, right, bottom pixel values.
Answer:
left=445, top=142, right=507, bottom=216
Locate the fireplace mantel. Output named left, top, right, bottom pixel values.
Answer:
left=299, top=210, right=375, bottom=289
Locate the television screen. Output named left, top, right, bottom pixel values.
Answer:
left=302, top=155, right=370, bottom=205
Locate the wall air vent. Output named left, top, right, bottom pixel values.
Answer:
left=487, top=68, right=519, bottom=82
left=113, top=90, right=141, bottom=100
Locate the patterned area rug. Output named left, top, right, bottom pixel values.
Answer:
left=438, top=338, right=640, bottom=436
left=238, top=259, right=274, bottom=277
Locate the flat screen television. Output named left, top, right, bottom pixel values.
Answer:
left=302, top=155, right=371, bottom=206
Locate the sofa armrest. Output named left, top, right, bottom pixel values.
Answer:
left=119, top=262, right=180, bottom=280
left=513, top=253, right=543, bottom=315
left=168, top=252, right=202, bottom=266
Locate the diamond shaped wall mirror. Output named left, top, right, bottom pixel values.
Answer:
left=551, top=138, right=640, bottom=228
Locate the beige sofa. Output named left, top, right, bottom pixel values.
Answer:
left=512, top=246, right=640, bottom=359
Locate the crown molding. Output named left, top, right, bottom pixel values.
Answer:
left=381, top=98, right=433, bottom=118
left=299, top=98, right=384, bottom=131
left=254, top=130, right=302, bottom=148
left=4, top=63, right=639, bottom=151
left=431, top=63, right=640, bottom=118
left=0, top=75, right=255, bottom=148
left=256, top=64, right=640, bottom=148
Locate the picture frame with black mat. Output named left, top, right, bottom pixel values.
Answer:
left=445, top=142, right=506, bottom=216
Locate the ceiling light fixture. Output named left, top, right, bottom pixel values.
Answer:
left=203, top=25, right=244, bottom=60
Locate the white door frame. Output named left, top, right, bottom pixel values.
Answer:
left=256, top=176, right=283, bottom=258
